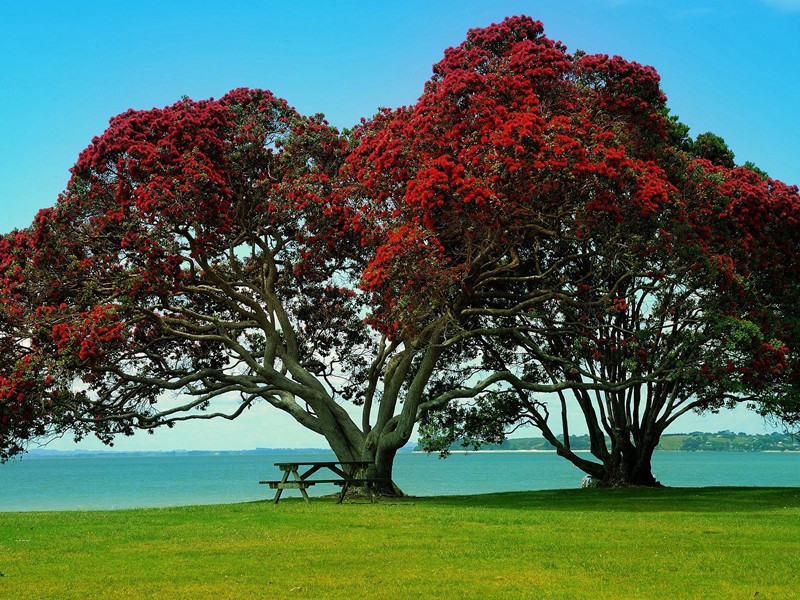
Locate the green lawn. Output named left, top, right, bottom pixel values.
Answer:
left=1, top=488, right=798, bottom=599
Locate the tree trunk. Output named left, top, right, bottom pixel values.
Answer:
left=320, top=422, right=404, bottom=498
left=321, top=423, right=363, bottom=464
left=366, top=444, right=404, bottom=497
left=596, top=436, right=662, bottom=488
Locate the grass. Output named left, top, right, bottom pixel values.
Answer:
left=1, top=487, right=798, bottom=599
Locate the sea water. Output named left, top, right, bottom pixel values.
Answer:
left=0, top=451, right=797, bottom=512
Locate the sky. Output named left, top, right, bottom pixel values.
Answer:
left=1, top=0, right=798, bottom=450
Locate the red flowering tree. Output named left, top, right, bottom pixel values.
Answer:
left=0, top=89, right=513, bottom=494
left=351, top=16, right=800, bottom=486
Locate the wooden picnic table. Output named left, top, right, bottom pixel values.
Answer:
left=259, top=460, right=378, bottom=504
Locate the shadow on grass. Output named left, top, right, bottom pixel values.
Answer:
left=405, top=487, right=800, bottom=513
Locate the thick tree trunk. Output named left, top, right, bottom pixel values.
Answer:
left=365, top=444, right=404, bottom=497
left=320, top=421, right=404, bottom=498
left=596, top=436, right=662, bottom=488
left=288, top=335, right=441, bottom=500
left=542, top=383, right=668, bottom=488
left=355, top=427, right=405, bottom=497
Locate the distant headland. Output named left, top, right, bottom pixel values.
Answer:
left=414, top=432, right=799, bottom=453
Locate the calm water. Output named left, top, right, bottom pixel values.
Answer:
left=0, top=451, right=798, bottom=512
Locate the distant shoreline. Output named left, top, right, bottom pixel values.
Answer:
left=413, top=449, right=800, bottom=454
left=413, top=432, right=800, bottom=453
left=412, top=449, right=592, bottom=454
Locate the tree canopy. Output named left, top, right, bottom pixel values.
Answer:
left=2, top=89, right=366, bottom=460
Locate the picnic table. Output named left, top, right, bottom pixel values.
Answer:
left=259, top=461, right=385, bottom=504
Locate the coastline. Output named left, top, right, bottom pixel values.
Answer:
left=413, top=449, right=592, bottom=454
left=412, top=449, right=800, bottom=454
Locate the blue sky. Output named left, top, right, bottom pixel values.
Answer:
left=1, top=1, right=798, bottom=449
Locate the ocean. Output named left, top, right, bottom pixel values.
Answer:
left=1, top=451, right=798, bottom=512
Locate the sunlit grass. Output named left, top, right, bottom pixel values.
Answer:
left=1, top=488, right=798, bottom=599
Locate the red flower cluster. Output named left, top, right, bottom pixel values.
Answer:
left=51, top=305, right=125, bottom=363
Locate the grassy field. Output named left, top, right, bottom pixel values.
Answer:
left=1, top=488, right=798, bottom=599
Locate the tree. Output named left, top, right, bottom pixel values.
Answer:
left=0, top=89, right=511, bottom=494
left=351, top=16, right=800, bottom=486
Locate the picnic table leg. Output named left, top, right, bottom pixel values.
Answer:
left=273, top=468, right=291, bottom=504
left=337, top=481, right=350, bottom=504
left=291, top=468, right=311, bottom=504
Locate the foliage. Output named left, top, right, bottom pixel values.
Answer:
left=692, top=131, right=736, bottom=168
left=0, top=231, right=51, bottom=459
left=1, top=90, right=367, bottom=458
left=677, top=431, right=800, bottom=452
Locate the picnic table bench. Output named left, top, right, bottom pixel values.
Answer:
left=259, top=461, right=389, bottom=504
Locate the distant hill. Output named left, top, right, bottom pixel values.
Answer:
left=415, top=431, right=800, bottom=453
left=22, top=447, right=334, bottom=459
